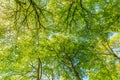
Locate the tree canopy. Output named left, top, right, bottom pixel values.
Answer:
left=0, top=0, right=120, bottom=80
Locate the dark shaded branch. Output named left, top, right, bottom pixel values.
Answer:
left=65, top=53, right=81, bottom=80
left=107, top=43, right=120, bottom=59
left=29, top=62, right=37, bottom=70
left=29, top=0, right=41, bottom=29
left=15, top=0, right=26, bottom=8
left=69, top=5, right=77, bottom=26
left=102, top=43, right=120, bottom=60
left=65, top=2, right=74, bottom=26
left=37, top=57, right=42, bottom=80
left=79, top=0, right=89, bottom=13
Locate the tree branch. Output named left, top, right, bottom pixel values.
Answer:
left=102, top=43, right=120, bottom=60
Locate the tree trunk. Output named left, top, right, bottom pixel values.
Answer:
left=37, top=57, right=42, bottom=80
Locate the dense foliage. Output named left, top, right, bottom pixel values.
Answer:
left=0, top=0, right=120, bottom=80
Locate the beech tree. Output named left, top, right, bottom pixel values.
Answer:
left=0, top=0, right=120, bottom=80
